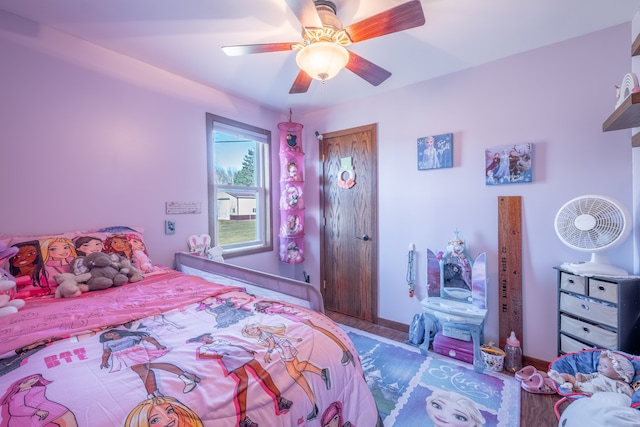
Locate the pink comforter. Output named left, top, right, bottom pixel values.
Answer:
left=0, top=270, right=379, bottom=426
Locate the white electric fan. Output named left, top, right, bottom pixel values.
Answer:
left=554, top=195, right=631, bottom=276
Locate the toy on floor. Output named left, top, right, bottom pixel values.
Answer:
left=0, top=242, right=25, bottom=317
left=548, top=348, right=640, bottom=421
left=549, top=350, right=635, bottom=397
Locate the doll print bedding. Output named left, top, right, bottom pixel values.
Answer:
left=0, top=226, right=158, bottom=300
left=0, top=270, right=379, bottom=426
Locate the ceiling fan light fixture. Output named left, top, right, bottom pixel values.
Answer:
left=295, top=41, right=349, bottom=82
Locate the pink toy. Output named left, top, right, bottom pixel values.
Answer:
left=0, top=242, right=25, bottom=317
left=132, top=249, right=154, bottom=273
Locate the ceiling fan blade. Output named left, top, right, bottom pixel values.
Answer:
left=222, top=42, right=297, bottom=56
left=345, top=51, right=391, bottom=86
left=344, top=0, right=425, bottom=43
left=284, top=0, right=323, bottom=29
left=289, top=70, right=313, bottom=94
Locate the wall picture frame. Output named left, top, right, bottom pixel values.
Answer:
left=485, top=143, right=533, bottom=185
left=418, top=133, right=453, bottom=170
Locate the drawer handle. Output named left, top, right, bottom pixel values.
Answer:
left=582, top=327, right=590, bottom=334
left=568, top=279, right=575, bottom=284
left=598, top=285, right=605, bottom=292
left=581, top=304, right=590, bottom=311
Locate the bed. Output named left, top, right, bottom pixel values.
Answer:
left=0, top=226, right=381, bottom=426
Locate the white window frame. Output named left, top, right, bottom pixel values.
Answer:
left=206, top=113, right=272, bottom=257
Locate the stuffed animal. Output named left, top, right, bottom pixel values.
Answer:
left=132, top=249, right=154, bottom=274
left=71, top=252, right=129, bottom=291
left=108, top=254, right=143, bottom=282
left=558, top=392, right=640, bottom=426
left=54, top=272, right=92, bottom=298
left=0, top=242, right=25, bottom=317
left=205, top=246, right=224, bottom=262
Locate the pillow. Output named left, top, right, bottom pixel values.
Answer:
left=0, top=226, right=152, bottom=300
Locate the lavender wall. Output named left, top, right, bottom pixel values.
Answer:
left=0, top=8, right=635, bottom=362
left=300, top=24, right=635, bottom=362
left=0, top=10, right=298, bottom=278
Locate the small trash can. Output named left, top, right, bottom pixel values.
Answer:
left=480, top=344, right=506, bottom=372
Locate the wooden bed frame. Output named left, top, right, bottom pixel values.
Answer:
left=174, top=251, right=324, bottom=313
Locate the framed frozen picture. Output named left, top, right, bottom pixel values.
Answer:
left=417, top=133, right=453, bottom=170
left=485, top=143, right=533, bottom=185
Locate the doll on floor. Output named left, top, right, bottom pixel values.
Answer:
left=548, top=350, right=635, bottom=397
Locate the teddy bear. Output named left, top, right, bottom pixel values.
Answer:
left=0, top=242, right=25, bottom=317
left=54, top=272, right=93, bottom=298
left=70, top=252, right=129, bottom=291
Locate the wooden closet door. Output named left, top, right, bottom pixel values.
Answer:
left=320, top=123, right=378, bottom=322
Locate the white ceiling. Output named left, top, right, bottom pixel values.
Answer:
left=1, top=0, right=638, bottom=112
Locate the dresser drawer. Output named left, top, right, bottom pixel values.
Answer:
left=560, top=314, right=617, bottom=350
left=560, top=333, right=594, bottom=354
left=560, top=272, right=586, bottom=295
left=556, top=267, right=640, bottom=357
left=588, top=279, right=618, bottom=304
left=559, top=293, right=617, bottom=328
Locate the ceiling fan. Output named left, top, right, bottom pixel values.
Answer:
left=222, top=0, right=426, bottom=94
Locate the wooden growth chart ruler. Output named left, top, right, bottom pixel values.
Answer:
left=497, top=196, right=523, bottom=350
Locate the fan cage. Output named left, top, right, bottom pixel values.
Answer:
left=554, top=196, right=630, bottom=251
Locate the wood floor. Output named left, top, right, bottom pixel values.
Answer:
left=326, top=310, right=563, bottom=427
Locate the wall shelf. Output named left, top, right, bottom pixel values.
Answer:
left=602, top=91, right=640, bottom=132
left=601, top=33, right=640, bottom=144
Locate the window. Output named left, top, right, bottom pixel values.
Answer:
left=206, top=113, right=272, bottom=257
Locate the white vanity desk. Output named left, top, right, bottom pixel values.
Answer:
left=420, top=232, right=489, bottom=372
left=420, top=297, right=487, bottom=372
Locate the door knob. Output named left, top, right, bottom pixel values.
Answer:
left=356, top=234, right=371, bottom=241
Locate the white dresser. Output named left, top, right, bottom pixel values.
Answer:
left=556, top=267, right=640, bottom=355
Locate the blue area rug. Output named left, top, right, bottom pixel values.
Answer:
left=341, top=325, right=520, bottom=426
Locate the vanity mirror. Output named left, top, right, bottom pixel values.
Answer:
left=421, top=231, right=488, bottom=371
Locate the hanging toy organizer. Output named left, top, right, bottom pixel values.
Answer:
left=277, top=119, right=305, bottom=264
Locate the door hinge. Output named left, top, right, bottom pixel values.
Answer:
left=322, top=154, right=325, bottom=163
left=323, top=280, right=326, bottom=290
left=322, top=217, right=326, bottom=227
